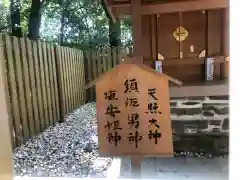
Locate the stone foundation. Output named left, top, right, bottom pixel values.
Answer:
left=170, top=95, right=229, bottom=155
left=170, top=95, right=229, bottom=134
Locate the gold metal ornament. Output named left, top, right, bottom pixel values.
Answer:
left=173, top=26, right=188, bottom=42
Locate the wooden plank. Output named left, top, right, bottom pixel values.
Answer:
left=169, top=81, right=229, bottom=97
left=142, top=0, right=229, bottom=15
left=150, top=15, right=157, bottom=60
left=73, top=49, right=79, bottom=107
left=25, top=38, right=39, bottom=137
left=37, top=41, right=48, bottom=129
left=0, top=35, right=13, bottom=180
left=222, top=8, right=229, bottom=80
left=51, top=45, right=60, bottom=122
left=112, top=47, right=118, bottom=67
left=78, top=50, right=83, bottom=104
left=40, top=42, right=50, bottom=128
left=82, top=51, right=87, bottom=103
left=58, top=46, right=66, bottom=115
left=32, top=40, right=42, bottom=133
left=92, top=50, right=98, bottom=80
left=65, top=47, right=72, bottom=113
left=85, top=50, right=93, bottom=101
left=72, top=48, right=77, bottom=109
left=114, top=0, right=229, bottom=16
left=143, top=56, right=225, bottom=66
left=47, top=43, right=56, bottom=125
left=44, top=43, right=53, bottom=126
left=107, top=47, right=112, bottom=70
left=54, top=46, right=64, bottom=122
left=62, top=47, right=69, bottom=114
left=96, top=49, right=102, bottom=76
left=102, top=48, right=108, bottom=73
left=82, top=50, right=87, bottom=103
left=0, top=35, right=15, bottom=149
left=207, top=9, right=222, bottom=80
left=79, top=51, right=86, bottom=104
left=132, top=0, right=142, bottom=61
left=5, top=35, right=23, bottom=145
left=69, top=48, right=74, bottom=111
left=12, top=37, right=30, bottom=140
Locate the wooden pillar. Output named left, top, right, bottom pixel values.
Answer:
left=0, top=38, right=13, bottom=179
left=132, top=0, right=143, bottom=63
left=221, top=8, right=229, bottom=80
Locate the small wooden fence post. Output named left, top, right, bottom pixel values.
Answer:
left=0, top=36, right=13, bottom=180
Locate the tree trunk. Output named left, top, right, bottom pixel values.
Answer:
left=100, top=0, right=121, bottom=47
left=109, top=18, right=121, bottom=47
left=59, top=0, right=69, bottom=45
left=28, top=0, right=41, bottom=40
left=10, top=0, right=22, bottom=37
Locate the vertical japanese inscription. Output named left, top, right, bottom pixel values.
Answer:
left=146, top=88, right=161, bottom=144
left=104, top=90, right=122, bottom=147
left=124, top=78, right=142, bottom=149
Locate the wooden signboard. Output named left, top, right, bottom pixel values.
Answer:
left=88, top=57, right=182, bottom=157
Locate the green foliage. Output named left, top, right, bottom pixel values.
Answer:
left=0, top=0, right=132, bottom=49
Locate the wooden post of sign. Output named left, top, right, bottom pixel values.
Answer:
left=0, top=37, right=13, bottom=179
left=131, top=0, right=142, bottom=177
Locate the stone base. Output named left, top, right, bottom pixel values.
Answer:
left=170, top=95, right=229, bottom=155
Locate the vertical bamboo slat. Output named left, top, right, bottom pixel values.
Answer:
left=5, top=36, right=23, bottom=145
left=12, top=37, right=30, bottom=141
left=32, top=40, right=42, bottom=133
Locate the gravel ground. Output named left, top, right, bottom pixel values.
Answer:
left=13, top=103, right=112, bottom=177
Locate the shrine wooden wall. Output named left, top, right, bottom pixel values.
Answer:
left=141, top=9, right=227, bottom=82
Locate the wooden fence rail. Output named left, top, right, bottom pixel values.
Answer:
left=0, top=34, right=86, bottom=148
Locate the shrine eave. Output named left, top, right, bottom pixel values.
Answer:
left=104, top=0, right=229, bottom=19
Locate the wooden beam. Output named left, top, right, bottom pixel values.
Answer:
left=169, top=81, right=229, bottom=97
left=144, top=56, right=225, bottom=66
left=113, top=0, right=229, bottom=16
left=103, top=0, right=117, bottom=23
left=221, top=8, right=229, bottom=80
left=142, top=0, right=229, bottom=15
left=132, top=0, right=143, bottom=61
